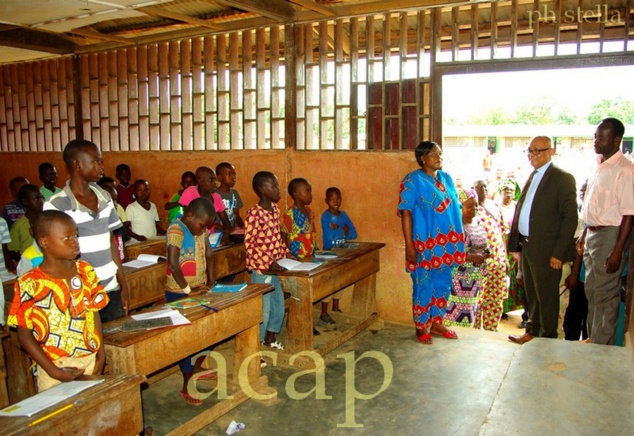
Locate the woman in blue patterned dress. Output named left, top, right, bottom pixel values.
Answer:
left=444, top=188, right=490, bottom=328
left=399, top=141, right=466, bottom=344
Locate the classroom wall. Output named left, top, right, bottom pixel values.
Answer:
left=0, top=150, right=418, bottom=326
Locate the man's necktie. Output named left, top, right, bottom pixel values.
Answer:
left=517, top=170, right=537, bottom=211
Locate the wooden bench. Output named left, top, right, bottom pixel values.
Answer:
left=0, top=374, right=145, bottom=435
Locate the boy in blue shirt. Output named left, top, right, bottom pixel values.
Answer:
left=321, top=187, right=357, bottom=249
left=319, top=187, right=358, bottom=322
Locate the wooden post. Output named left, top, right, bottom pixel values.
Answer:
left=430, top=7, right=442, bottom=143
left=284, top=24, right=297, bottom=150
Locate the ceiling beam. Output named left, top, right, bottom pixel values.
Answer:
left=137, top=6, right=225, bottom=31
left=288, top=0, right=336, bottom=17
left=295, top=0, right=464, bottom=21
left=69, top=27, right=136, bottom=46
left=0, top=27, right=76, bottom=55
left=216, top=0, right=295, bottom=22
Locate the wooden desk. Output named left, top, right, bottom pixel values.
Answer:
left=2, top=243, right=247, bottom=316
left=277, top=242, right=385, bottom=356
left=0, top=374, right=145, bottom=435
left=124, top=242, right=247, bottom=311
left=125, top=237, right=167, bottom=260
left=104, top=283, right=273, bottom=435
left=1, top=331, right=36, bottom=405
left=0, top=243, right=248, bottom=404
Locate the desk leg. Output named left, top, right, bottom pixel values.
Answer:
left=285, top=279, right=314, bottom=354
left=348, top=273, right=377, bottom=318
left=233, top=324, right=260, bottom=384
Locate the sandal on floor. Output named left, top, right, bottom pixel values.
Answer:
left=179, top=390, right=202, bottom=406
left=194, top=369, right=217, bottom=380
left=431, top=329, right=459, bottom=339
left=416, top=333, right=433, bottom=345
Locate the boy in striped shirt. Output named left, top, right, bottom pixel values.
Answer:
left=44, top=139, right=129, bottom=323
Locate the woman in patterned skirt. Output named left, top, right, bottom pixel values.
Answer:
left=498, top=179, right=526, bottom=318
left=445, top=188, right=490, bottom=328
left=473, top=180, right=509, bottom=331
left=399, top=141, right=466, bottom=344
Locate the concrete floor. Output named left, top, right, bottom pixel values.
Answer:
left=142, top=318, right=634, bottom=435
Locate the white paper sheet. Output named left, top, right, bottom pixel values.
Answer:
left=131, top=308, right=191, bottom=328
left=0, top=380, right=104, bottom=417
left=276, top=258, right=322, bottom=271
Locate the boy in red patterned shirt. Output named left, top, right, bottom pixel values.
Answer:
left=8, top=210, right=109, bottom=391
left=245, top=171, right=289, bottom=351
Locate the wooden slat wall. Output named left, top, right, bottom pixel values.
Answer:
left=0, top=58, right=76, bottom=152
left=77, top=29, right=286, bottom=152
left=0, top=0, right=633, bottom=152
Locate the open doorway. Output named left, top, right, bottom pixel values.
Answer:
left=440, top=62, right=634, bottom=189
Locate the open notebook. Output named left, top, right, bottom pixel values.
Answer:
left=122, top=253, right=166, bottom=269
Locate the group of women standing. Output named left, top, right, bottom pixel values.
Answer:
left=399, top=141, right=524, bottom=343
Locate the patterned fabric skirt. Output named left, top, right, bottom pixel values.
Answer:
left=411, top=266, right=453, bottom=331
left=444, top=264, right=482, bottom=328
left=503, top=254, right=525, bottom=313
left=477, top=264, right=509, bottom=331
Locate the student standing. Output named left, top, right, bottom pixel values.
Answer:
left=45, top=139, right=129, bottom=323
left=125, top=179, right=165, bottom=242
left=165, top=171, right=196, bottom=223
left=165, top=197, right=217, bottom=405
left=282, top=178, right=317, bottom=259
left=7, top=210, right=109, bottom=391
left=321, top=187, right=357, bottom=249
left=38, top=162, right=62, bottom=201
left=9, top=184, right=44, bottom=255
left=1, top=176, right=29, bottom=229
left=115, top=163, right=135, bottom=210
left=245, top=171, right=289, bottom=351
left=215, top=162, right=245, bottom=230
left=319, top=186, right=358, bottom=321
left=179, top=166, right=231, bottom=244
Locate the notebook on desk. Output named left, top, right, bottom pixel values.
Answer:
left=122, top=254, right=166, bottom=269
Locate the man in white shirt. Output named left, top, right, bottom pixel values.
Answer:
left=578, top=118, right=634, bottom=345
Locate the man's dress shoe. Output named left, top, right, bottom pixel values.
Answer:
left=508, top=333, right=534, bottom=344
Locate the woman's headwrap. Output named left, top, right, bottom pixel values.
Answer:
left=498, top=178, right=521, bottom=201
left=458, top=188, right=478, bottom=204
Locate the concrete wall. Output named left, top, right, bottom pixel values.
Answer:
left=0, top=149, right=418, bottom=326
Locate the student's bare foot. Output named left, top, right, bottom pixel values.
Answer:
left=582, top=338, right=592, bottom=343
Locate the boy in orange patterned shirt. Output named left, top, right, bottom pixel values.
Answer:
left=8, top=210, right=109, bottom=391
left=281, top=178, right=317, bottom=258
left=245, top=171, right=289, bottom=351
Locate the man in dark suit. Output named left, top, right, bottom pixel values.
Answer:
left=507, top=136, right=578, bottom=343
